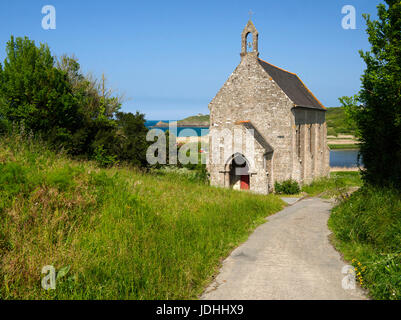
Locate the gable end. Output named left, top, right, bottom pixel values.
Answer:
left=258, top=59, right=325, bottom=110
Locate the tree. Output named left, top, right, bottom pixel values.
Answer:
left=115, top=111, right=149, bottom=167
left=0, top=36, right=83, bottom=143
left=340, top=0, right=401, bottom=187
left=0, top=36, right=150, bottom=168
left=57, top=55, right=123, bottom=120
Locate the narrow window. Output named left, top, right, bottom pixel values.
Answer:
left=296, top=125, right=301, bottom=158
left=246, top=33, right=253, bottom=52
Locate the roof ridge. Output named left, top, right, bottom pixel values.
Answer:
left=295, top=75, right=326, bottom=110
left=258, top=58, right=326, bottom=110
left=258, top=58, right=296, bottom=76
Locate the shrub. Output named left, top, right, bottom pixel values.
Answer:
left=0, top=36, right=83, bottom=141
left=94, top=145, right=118, bottom=168
left=329, top=186, right=401, bottom=299
left=0, top=37, right=149, bottom=169
left=274, top=179, right=300, bottom=195
left=192, top=163, right=210, bottom=184
left=0, top=118, right=10, bottom=135
left=114, top=111, right=149, bottom=167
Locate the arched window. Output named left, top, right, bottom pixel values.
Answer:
left=240, top=20, right=259, bottom=57
left=246, top=32, right=253, bottom=52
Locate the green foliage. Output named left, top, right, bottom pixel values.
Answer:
left=274, top=179, right=300, bottom=195
left=326, top=107, right=357, bottom=136
left=0, top=36, right=149, bottom=168
left=177, top=114, right=210, bottom=126
left=191, top=163, right=210, bottom=184
left=46, top=166, right=78, bottom=191
left=0, top=136, right=284, bottom=299
left=302, top=171, right=362, bottom=197
left=0, top=118, right=10, bottom=134
left=57, top=55, right=122, bottom=120
left=115, top=111, right=149, bottom=167
left=0, top=162, right=28, bottom=198
left=329, top=186, right=401, bottom=299
left=339, top=1, right=401, bottom=187
left=328, top=144, right=359, bottom=150
left=152, top=132, right=209, bottom=184
left=94, top=145, right=118, bottom=168
left=0, top=36, right=83, bottom=145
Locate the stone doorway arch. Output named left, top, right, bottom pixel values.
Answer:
left=226, top=153, right=251, bottom=190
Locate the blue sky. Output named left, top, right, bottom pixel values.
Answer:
left=0, top=0, right=381, bottom=119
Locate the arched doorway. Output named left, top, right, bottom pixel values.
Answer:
left=228, top=154, right=250, bottom=190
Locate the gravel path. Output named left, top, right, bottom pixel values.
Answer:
left=201, top=198, right=367, bottom=300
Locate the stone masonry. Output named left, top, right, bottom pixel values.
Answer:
left=207, top=21, right=330, bottom=194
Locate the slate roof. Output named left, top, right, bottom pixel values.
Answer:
left=258, top=59, right=325, bottom=110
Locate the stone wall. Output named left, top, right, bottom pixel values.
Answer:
left=208, top=53, right=296, bottom=194
left=292, top=108, right=331, bottom=184
left=207, top=21, right=330, bottom=194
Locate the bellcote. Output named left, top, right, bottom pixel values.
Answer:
left=240, top=20, right=259, bottom=59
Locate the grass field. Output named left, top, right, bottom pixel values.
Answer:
left=328, top=144, right=359, bottom=150
left=301, top=172, right=362, bottom=197
left=329, top=187, right=401, bottom=300
left=0, top=134, right=284, bottom=300
left=326, top=107, right=356, bottom=137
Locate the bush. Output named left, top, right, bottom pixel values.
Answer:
left=192, top=163, right=210, bottom=184
left=0, top=118, right=10, bottom=135
left=0, top=36, right=83, bottom=141
left=329, top=186, right=401, bottom=299
left=274, top=179, right=300, bottom=195
left=0, top=36, right=149, bottom=169
left=114, top=111, right=149, bottom=167
left=94, top=145, right=118, bottom=168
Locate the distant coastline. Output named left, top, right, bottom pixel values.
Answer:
left=151, top=115, right=210, bottom=128
left=146, top=111, right=360, bottom=149
left=145, top=120, right=209, bottom=137
left=152, top=120, right=209, bottom=128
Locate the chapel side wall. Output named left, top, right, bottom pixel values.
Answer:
left=208, top=54, right=295, bottom=192
left=292, top=108, right=330, bottom=184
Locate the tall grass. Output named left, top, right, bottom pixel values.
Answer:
left=0, top=133, right=284, bottom=299
left=301, top=171, right=362, bottom=197
left=328, top=187, right=401, bottom=300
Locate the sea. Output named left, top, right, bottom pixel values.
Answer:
left=330, top=149, right=362, bottom=168
left=145, top=120, right=361, bottom=168
left=145, top=120, right=209, bottom=137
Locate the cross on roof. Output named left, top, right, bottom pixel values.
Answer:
left=249, top=10, right=254, bottom=20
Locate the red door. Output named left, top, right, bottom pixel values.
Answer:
left=240, top=175, right=250, bottom=190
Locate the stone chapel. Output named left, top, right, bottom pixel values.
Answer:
left=207, top=20, right=330, bottom=194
